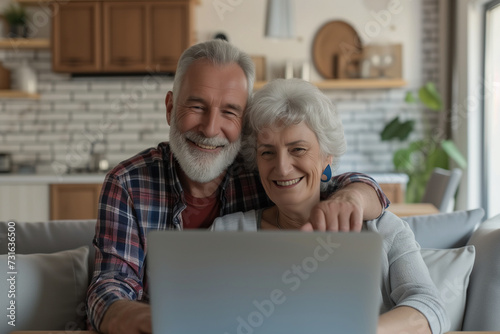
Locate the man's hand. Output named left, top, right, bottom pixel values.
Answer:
left=100, top=300, right=152, bottom=334
left=301, top=183, right=383, bottom=231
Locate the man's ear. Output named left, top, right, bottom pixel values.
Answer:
left=166, top=91, right=174, bottom=125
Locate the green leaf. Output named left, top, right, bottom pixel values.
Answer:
left=418, top=82, right=442, bottom=111
left=405, top=92, right=417, bottom=104
left=408, top=139, right=426, bottom=152
left=441, top=140, right=467, bottom=168
left=425, top=146, right=449, bottom=174
left=397, top=120, right=415, bottom=141
left=380, top=117, right=414, bottom=141
left=393, top=148, right=413, bottom=172
left=380, top=117, right=401, bottom=141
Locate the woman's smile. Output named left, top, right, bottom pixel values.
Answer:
left=274, top=177, right=304, bottom=187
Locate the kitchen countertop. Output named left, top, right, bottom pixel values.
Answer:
left=0, top=173, right=107, bottom=184
left=0, top=172, right=408, bottom=185
left=367, top=172, right=409, bottom=184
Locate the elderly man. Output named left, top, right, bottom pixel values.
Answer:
left=87, top=40, right=389, bottom=334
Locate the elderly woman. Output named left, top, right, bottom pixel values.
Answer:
left=212, top=79, right=449, bottom=334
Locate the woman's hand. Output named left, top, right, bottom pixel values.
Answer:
left=301, top=183, right=383, bottom=231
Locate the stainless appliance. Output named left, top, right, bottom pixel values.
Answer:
left=0, top=153, right=12, bottom=173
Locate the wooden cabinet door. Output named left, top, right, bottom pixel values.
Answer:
left=102, top=2, right=149, bottom=72
left=50, top=184, right=102, bottom=220
left=52, top=2, right=102, bottom=73
left=149, top=2, right=192, bottom=72
left=52, top=1, right=193, bottom=74
left=379, top=183, right=404, bottom=204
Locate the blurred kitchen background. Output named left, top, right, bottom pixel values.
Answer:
left=0, top=0, right=498, bottom=221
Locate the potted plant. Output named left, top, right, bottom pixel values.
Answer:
left=380, top=82, right=467, bottom=203
left=2, top=2, right=28, bottom=38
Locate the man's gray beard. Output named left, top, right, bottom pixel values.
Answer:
left=169, top=119, right=242, bottom=183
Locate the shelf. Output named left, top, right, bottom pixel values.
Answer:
left=0, top=90, right=40, bottom=99
left=0, top=38, right=50, bottom=49
left=16, top=0, right=197, bottom=3
left=314, top=79, right=407, bottom=89
left=16, top=0, right=51, bottom=4
left=254, top=79, right=407, bottom=90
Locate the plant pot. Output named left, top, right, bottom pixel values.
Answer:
left=8, top=24, right=28, bottom=38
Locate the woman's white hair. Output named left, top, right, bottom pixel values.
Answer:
left=172, top=39, right=255, bottom=104
left=242, top=78, right=346, bottom=173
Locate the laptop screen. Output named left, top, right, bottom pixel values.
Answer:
left=148, top=230, right=382, bottom=334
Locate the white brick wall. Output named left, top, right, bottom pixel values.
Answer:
left=422, top=0, right=440, bottom=84
left=0, top=0, right=441, bottom=175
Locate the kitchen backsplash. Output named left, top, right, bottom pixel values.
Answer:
left=0, top=0, right=440, bottom=176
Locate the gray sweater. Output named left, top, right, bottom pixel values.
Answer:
left=212, top=210, right=450, bottom=334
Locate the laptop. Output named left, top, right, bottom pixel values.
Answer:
left=148, top=230, right=382, bottom=334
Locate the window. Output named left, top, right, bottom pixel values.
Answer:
left=483, top=0, right=500, bottom=218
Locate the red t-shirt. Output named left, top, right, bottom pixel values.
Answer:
left=181, top=191, right=221, bottom=229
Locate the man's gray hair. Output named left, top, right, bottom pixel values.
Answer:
left=172, top=40, right=255, bottom=104
left=242, top=78, right=346, bottom=172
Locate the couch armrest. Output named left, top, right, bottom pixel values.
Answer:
left=462, top=214, right=500, bottom=330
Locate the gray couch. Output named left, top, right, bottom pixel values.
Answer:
left=0, top=219, right=96, bottom=332
left=1, top=209, right=499, bottom=332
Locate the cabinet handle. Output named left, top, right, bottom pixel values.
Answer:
left=114, top=57, right=134, bottom=66
left=65, top=58, right=85, bottom=65
left=158, top=57, right=174, bottom=62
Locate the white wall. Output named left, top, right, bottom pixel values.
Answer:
left=194, top=0, right=423, bottom=86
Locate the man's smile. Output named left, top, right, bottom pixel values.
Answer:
left=188, top=139, right=224, bottom=151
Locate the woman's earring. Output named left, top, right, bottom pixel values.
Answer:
left=321, top=164, right=332, bottom=183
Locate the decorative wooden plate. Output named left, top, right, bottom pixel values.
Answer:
left=312, top=20, right=362, bottom=79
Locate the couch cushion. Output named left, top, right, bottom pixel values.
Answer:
left=421, top=246, right=475, bottom=331
left=403, top=208, right=484, bottom=248
left=463, top=213, right=500, bottom=330
left=0, top=220, right=96, bottom=281
left=0, top=246, right=89, bottom=332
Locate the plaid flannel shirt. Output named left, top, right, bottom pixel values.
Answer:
left=86, top=142, right=389, bottom=330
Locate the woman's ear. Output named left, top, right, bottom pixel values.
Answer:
left=324, top=155, right=333, bottom=169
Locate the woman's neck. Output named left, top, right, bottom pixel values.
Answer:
left=262, top=202, right=319, bottom=230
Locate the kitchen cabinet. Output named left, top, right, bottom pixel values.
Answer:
left=50, top=183, right=102, bottom=220
left=102, top=2, right=148, bottom=71
left=51, top=2, right=102, bottom=72
left=52, top=0, right=193, bottom=74
left=149, top=2, right=192, bottom=72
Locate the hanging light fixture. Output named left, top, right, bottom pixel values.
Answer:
left=265, top=0, right=295, bottom=39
